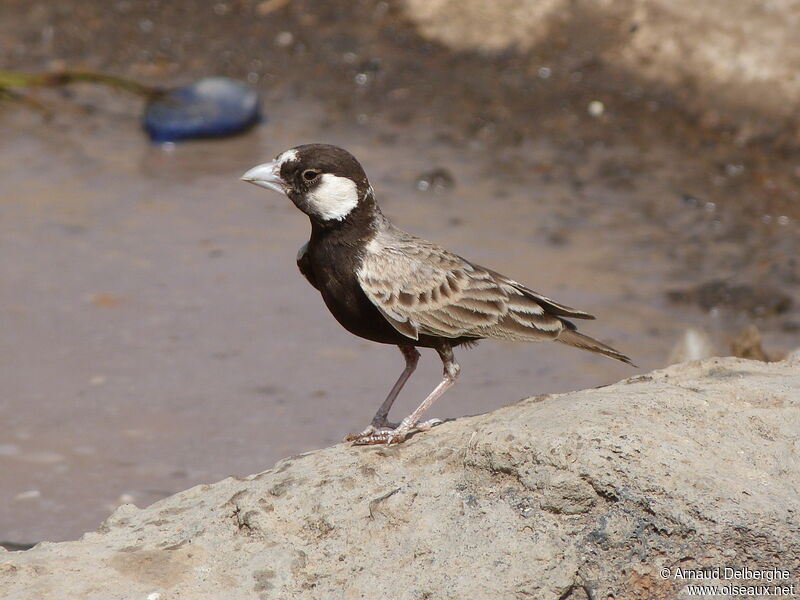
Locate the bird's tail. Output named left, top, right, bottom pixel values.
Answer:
left=556, top=329, right=635, bottom=366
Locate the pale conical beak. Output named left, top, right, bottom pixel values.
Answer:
left=240, top=161, right=287, bottom=194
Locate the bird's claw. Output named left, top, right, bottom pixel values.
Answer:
left=344, top=418, right=443, bottom=446
left=345, top=427, right=407, bottom=445
left=415, top=417, right=443, bottom=431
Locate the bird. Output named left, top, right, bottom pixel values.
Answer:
left=241, top=144, right=633, bottom=445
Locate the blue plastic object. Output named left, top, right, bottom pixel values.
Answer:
left=143, top=77, right=261, bottom=142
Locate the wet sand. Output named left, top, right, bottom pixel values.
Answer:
left=1, top=1, right=798, bottom=544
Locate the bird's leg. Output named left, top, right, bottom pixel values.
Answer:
left=344, top=345, right=419, bottom=442
left=369, top=344, right=420, bottom=428
left=348, top=344, right=460, bottom=446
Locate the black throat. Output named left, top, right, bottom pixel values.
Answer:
left=302, top=192, right=410, bottom=345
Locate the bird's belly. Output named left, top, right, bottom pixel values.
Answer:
left=317, top=276, right=410, bottom=346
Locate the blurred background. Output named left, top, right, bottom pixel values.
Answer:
left=1, top=0, right=798, bottom=544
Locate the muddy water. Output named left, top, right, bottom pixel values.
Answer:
left=1, top=94, right=798, bottom=543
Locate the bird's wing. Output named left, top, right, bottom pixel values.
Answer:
left=480, top=266, right=596, bottom=320
left=357, top=229, right=568, bottom=342
left=296, top=241, right=320, bottom=290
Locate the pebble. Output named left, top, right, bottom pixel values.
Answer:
left=415, top=168, right=455, bottom=193
left=588, top=100, right=605, bottom=117
left=275, top=31, right=294, bottom=47
left=15, top=490, right=41, bottom=501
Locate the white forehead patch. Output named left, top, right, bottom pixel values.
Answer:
left=307, top=174, right=359, bottom=221
left=276, top=148, right=298, bottom=166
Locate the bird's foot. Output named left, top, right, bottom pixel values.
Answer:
left=415, top=418, right=444, bottom=432
left=344, top=417, right=443, bottom=446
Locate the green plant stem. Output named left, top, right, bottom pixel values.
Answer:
left=0, top=69, right=162, bottom=100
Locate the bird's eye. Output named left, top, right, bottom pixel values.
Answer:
left=302, top=169, right=320, bottom=182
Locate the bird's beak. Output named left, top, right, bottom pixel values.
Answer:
left=240, top=161, right=287, bottom=195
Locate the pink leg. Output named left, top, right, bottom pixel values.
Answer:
left=344, top=345, right=419, bottom=441
left=369, top=345, right=420, bottom=428
left=347, top=344, right=459, bottom=445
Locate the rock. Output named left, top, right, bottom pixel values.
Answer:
left=729, top=324, right=782, bottom=362
left=666, top=279, right=793, bottom=317
left=668, top=328, right=715, bottom=364
left=415, top=168, right=456, bottom=193
left=400, top=0, right=800, bottom=139
left=0, top=542, right=35, bottom=552
left=2, top=357, right=799, bottom=599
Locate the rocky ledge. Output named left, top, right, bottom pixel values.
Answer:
left=2, top=357, right=799, bottom=599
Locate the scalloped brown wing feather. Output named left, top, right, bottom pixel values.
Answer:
left=357, top=227, right=568, bottom=342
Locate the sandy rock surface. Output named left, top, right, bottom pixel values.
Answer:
left=2, top=357, right=799, bottom=599
left=402, top=0, right=800, bottom=138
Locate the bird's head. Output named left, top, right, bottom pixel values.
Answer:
left=241, top=144, right=375, bottom=224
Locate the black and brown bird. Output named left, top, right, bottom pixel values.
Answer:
left=242, top=144, right=633, bottom=445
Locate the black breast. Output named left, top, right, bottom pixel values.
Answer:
left=305, top=233, right=412, bottom=346
left=303, top=224, right=480, bottom=350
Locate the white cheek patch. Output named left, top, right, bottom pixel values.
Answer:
left=307, top=174, right=359, bottom=221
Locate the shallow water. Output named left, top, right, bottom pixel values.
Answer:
left=1, top=92, right=797, bottom=543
